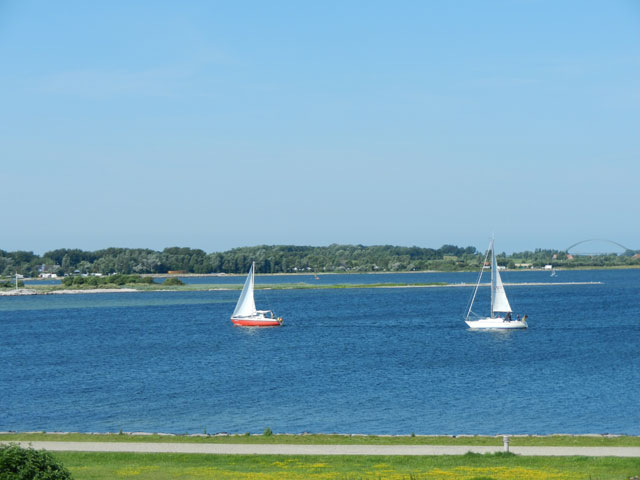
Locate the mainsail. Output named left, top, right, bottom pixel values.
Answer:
left=491, top=240, right=512, bottom=315
left=232, top=262, right=257, bottom=317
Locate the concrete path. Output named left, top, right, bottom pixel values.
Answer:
left=6, top=441, right=640, bottom=457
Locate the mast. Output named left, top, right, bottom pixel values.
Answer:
left=490, top=238, right=496, bottom=318
left=465, top=240, right=491, bottom=321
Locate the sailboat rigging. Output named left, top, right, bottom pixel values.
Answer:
left=231, top=262, right=283, bottom=327
left=465, top=238, right=528, bottom=329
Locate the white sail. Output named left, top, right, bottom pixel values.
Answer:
left=492, top=266, right=512, bottom=313
left=491, top=241, right=512, bottom=314
left=232, top=263, right=257, bottom=317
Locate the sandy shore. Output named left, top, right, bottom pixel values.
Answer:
left=0, top=288, right=139, bottom=296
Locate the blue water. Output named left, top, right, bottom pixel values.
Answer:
left=2, top=269, right=639, bottom=435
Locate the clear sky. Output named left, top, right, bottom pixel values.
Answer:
left=1, top=0, right=638, bottom=254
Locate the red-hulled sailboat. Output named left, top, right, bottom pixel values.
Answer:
left=231, top=262, right=283, bottom=327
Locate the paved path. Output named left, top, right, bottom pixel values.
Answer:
left=6, top=441, right=640, bottom=457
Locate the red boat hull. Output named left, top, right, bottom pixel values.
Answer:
left=231, top=317, right=282, bottom=327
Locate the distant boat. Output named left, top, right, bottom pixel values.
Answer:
left=231, top=262, right=283, bottom=327
left=465, top=238, right=528, bottom=329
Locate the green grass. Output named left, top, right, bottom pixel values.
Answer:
left=3, top=433, right=640, bottom=447
left=4, top=435, right=639, bottom=479
left=41, top=451, right=640, bottom=480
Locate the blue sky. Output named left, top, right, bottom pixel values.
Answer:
left=1, top=1, right=638, bottom=254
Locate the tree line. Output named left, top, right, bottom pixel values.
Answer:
left=0, top=244, right=638, bottom=278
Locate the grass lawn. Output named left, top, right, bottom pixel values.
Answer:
left=4, top=435, right=639, bottom=478
left=48, top=451, right=640, bottom=480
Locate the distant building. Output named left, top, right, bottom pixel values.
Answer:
left=38, top=264, right=60, bottom=274
left=515, top=263, right=532, bottom=269
left=544, top=265, right=553, bottom=270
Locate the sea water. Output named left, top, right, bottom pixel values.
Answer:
left=2, top=269, right=639, bottom=435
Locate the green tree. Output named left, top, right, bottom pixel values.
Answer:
left=61, top=254, right=71, bottom=274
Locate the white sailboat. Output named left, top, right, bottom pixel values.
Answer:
left=231, top=262, right=282, bottom=327
left=465, top=238, right=528, bottom=329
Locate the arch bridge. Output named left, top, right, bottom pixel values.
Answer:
left=565, top=238, right=632, bottom=255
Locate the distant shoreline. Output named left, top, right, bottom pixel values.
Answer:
left=8, top=265, right=639, bottom=284
left=0, top=281, right=603, bottom=296
left=143, top=265, right=640, bottom=277
left=0, top=288, right=139, bottom=296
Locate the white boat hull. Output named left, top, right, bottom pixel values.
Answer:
left=465, top=317, right=527, bottom=329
